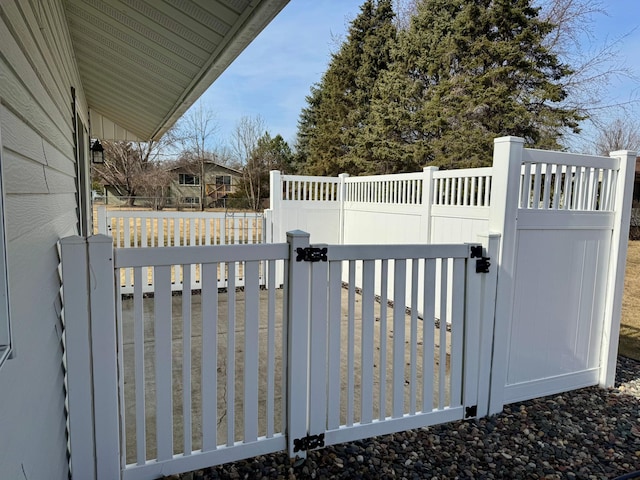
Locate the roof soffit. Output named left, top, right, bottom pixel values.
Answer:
left=64, top=0, right=289, bottom=141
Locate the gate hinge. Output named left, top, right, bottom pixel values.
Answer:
left=293, top=433, right=325, bottom=452
left=470, top=245, right=490, bottom=273
left=465, top=405, right=478, bottom=419
left=296, top=247, right=327, bottom=262
left=476, top=257, right=491, bottom=273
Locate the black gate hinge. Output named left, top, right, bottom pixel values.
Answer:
left=293, top=433, right=325, bottom=452
left=465, top=405, right=478, bottom=419
left=470, top=245, right=490, bottom=273
left=296, top=247, right=327, bottom=262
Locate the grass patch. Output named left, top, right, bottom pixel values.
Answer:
left=620, top=240, right=640, bottom=360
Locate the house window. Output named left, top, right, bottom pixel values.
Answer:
left=179, top=174, right=200, bottom=185
left=181, top=197, right=199, bottom=205
left=216, top=175, right=232, bottom=191
left=0, top=130, right=11, bottom=369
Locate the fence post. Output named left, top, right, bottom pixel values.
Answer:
left=96, top=205, right=109, bottom=235
left=87, top=235, right=122, bottom=479
left=59, top=236, right=96, bottom=480
left=338, top=173, right=349, bottom=245
left=269, top=170, right=282, bottom=242
left=600, top=150, right=636, bottom=387
left=474, top=233, right=500, bottom=417
left=422, top=167, right=438, bottom=243
left=487, top=136, right=524, bottom=415
left=286, top=230, right=311, bottom=458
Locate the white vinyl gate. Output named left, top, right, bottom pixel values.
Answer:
left=60, top=231, right=497, bottom=480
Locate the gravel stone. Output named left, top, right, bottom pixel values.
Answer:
left=170, top=356, right=640, bottom=479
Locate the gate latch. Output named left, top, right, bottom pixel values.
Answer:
left=470, top=245, right=490, bottom=274
left=296, top=247, right=327, bottom=262
left=293, top=433, right=325, bottom=452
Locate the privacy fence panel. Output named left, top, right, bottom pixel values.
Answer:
left=488, top=139, right=636, bottom=412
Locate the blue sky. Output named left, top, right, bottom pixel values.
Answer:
left=196, top=0, right=640, bottom=151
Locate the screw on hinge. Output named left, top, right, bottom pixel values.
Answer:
left=296, top=247, right=328, bottom=262
left=476, top=257, right=491, bottom=273
left=293, top=433, right=325, bottom=452
left=465, top=405, right=478, bottom=419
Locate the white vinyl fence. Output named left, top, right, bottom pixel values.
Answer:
left=61, top=137, right=636, bottom=480
left=96, top=208, right=264, bottom=248
left=266, top=137, right=635, bottom=404
left=60, top=231, right=494, bottom=480
left=95, top=209, right=265, bottom=293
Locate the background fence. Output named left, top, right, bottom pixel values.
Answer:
left=266, top=137, right=636, bottom=410
left=96, top=208, right=264, bottom=248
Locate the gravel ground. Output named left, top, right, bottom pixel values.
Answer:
left=168, top=356, right=640, bottom=480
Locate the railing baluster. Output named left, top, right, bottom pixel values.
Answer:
left=360, top=259, right=375, bottom=424
left=409, top=259, right=419, bottom=415
left=133, top=267, right=146, bottom=464
left=201, top=262, right=218, bottom=451
left=154, top=265, right=173, bottom=461
left=327, top=261, right=342, bottom=430
left=346, top=261, right=356, bottom=426
left=422, top=258, right=436, bottom=412
left=181, top=266, right=192, bottom=456
left=392, top=259, right=406, bottom=418
left=226, top=265, right=236, bottom=446
left=378, top=259, right=388, bottom=421
left=266, top=261, right=276, bottom=438
left=244, top=261, right=260, bottom=442
left=438, top=258, right=448, bottom=409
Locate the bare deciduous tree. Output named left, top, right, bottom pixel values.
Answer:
left=135, top=162, right=173, bottom=210
left=92, top=128, right=177, bottom=206
left=231, top=115, right=267, bottom=210
left=393, top=0, right=418, bottom=29
left=178, top=101, right=219, bottom=210
left=594, top=117, right=640, bottom=155
left=537, top=0, right=640, bottom=148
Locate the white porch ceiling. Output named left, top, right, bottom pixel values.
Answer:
left=64, top=0, right=289, bottom=141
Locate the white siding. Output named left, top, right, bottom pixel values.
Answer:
left=0, top=1, right=85, bottom=478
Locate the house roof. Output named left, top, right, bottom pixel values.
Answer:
left=169, top=159, right=242, bottom=175
left=64, top=0, right=289, bottom=142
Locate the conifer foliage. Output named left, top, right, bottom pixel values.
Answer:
left=296, top=0, right=583, bottom=173
left=296, top=0, right=396, bottom=175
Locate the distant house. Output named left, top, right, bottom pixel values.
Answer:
left=169, top=160, right=242, bottom=208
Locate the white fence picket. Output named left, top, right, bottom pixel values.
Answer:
left=201, top=262, right=218, bottom=452
left=132, top=268, right=146, bottom=465
left=154, top=265, right=173, bottom=461
left=244, top=261, right=260, bottom=442
left=422, top=259, right=436, bottom=412
left=181, top=267, right=192, bottom=456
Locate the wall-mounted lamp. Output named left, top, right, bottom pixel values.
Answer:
left=90, top=138, right=105, bottom=164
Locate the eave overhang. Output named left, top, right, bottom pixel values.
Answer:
left=64, top=0, right=289, bottom=141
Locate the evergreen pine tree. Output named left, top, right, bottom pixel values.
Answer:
left=295, top=0, right=397, bottom=175
left=369, top=0, right=583, bottom=169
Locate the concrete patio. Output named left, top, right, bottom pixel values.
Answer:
left=119, top=287, right=452, bottom=464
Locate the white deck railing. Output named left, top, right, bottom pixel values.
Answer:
left=96, top=208, right=264, bottom=248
